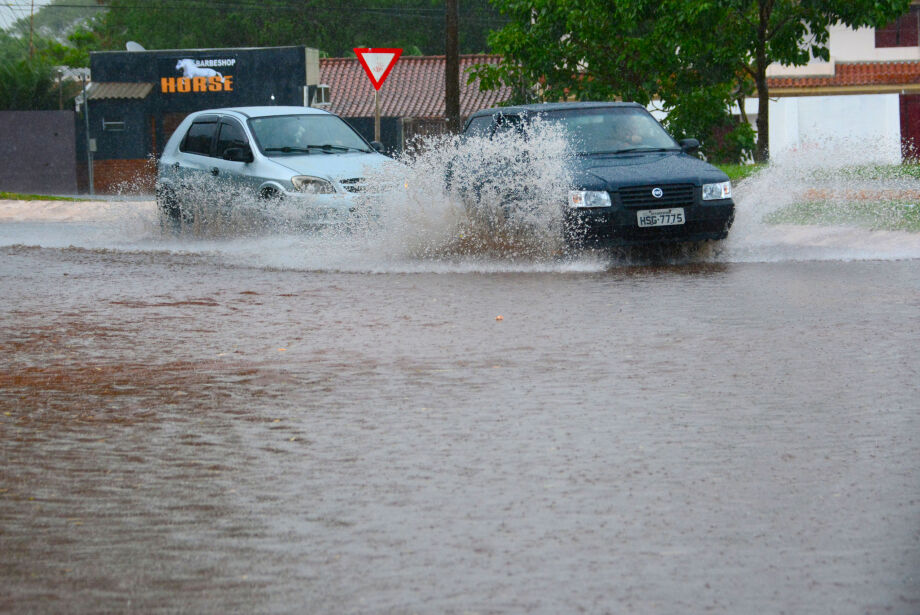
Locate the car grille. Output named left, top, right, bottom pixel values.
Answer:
left=339, top=177, right=365, bottom=193
left=618, top=184, right=695, bottom=208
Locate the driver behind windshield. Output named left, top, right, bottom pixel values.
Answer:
left=609, top=114, right=647, bottom=147
left=556, top=109, right=677, bottom=154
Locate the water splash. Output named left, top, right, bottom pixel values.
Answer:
left=2, top=135, right=919, bottom=270
left=723, top=138, right=920, bottom=263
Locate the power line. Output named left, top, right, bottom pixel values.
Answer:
left=3, top=0, right=478, bottom=13
left=3, top=1, right=509, bottom=25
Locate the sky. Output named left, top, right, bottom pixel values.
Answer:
left=1, top=0, right=54, bottom=31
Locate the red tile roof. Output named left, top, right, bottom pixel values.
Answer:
left=767, top=60, right=920, bottom=89
left=320, top=54, right=511, bottom=118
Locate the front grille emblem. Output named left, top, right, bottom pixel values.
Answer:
left=651, top=187, right=663, bottom=198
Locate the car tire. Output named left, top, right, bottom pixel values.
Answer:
left=156, top=184, right=182, bottom=231
left=260, top=186, right=282, bottom=201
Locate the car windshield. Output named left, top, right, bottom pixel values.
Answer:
left=540, top=107, right=679, bottom=155
left=248, top=114, right=372, bottom=155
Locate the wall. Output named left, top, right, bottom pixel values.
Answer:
left=768, top=94, right=902, bottom=164
left=768, top=23, right=920, bottom=78
left=828, top=24, right=920, bottom=63
left=342, top=117, right=403, bottom=155
left=0, top=111, right=78, bottom=194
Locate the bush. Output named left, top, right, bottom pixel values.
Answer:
left=0, top=58, right=62, bottom=110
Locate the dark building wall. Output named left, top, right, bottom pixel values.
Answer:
left=0, top=111, right=78, bottom=194
left=90, top=46, right=307, bottom=115
left=77, top=102, right=152, bottom=160
left=343, top=117, right=403, bottom=155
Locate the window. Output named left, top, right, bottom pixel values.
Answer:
left=180, top=119, right=218, bottom=156
left=876, top=6, right=919, bottom=48
left=463, top=115, right=493, bottom=137
left=315, top=84, right=331, bottom=105
left=248, top=114, right=370, bottom=155
left=215, top=120, right=249, bottom=159
left=102, top=118, right=125, bottom=131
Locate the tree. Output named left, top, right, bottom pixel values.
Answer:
left=77, top=0, right=502, bottom=57
left=472, top=0, right=911, bottom=162
left=0, top=28, right=84, bottom=111
left=695, top=0, right=911, bottom=161
left=0, top=56, right=61, bottom=110
left=471, top=0, right=755, bottom=161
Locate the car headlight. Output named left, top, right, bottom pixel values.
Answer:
left=292, top=175, right=335, bottom=194
left=568, top=190, right=611, bottom=208
left=702, top=180, right=732, bottom=201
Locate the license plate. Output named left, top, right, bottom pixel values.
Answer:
left=637, top=207, right=685, bottom=228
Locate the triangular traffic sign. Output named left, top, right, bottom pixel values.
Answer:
left=354, top=48, right=403, bottom=91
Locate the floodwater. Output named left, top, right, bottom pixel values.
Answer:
left=2, top=149, right=920, bottom=613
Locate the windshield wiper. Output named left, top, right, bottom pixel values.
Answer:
left=585, top=146, right=680, bottom=155
left=264, top=146, right=312, bottom=154
left=306, top=144, right=371, bottom=153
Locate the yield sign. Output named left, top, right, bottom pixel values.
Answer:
left=354, top=48, right=402, bottom=91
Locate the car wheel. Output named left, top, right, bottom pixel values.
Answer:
left=260, top=186, right=282, bottom=201
left=156, top=184, right=182, bottom=230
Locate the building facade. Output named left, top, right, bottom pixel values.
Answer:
left=79, top=46, right=320, bottom=193
left=762, top=2, right=920, bottom=163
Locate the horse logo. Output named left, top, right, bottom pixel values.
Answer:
left=175, top=59, right=222, bottom=79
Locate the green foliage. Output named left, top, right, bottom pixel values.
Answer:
left=764, top=200, right=920, bottom=232
left=0, top=57, right=62, bottom=110
left=34, top=28, right=99, bottom=68
left=473, top=0, right=913, bottom=163
left=0, top=23, right=88, bottom=110
left=82, top=0, right=501, bottom=57
left=0, top=192, right=79, bottom=201
left=714, top=163, right=766, bottom=182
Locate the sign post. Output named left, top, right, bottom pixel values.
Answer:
left=354, top=48, right=402, bottom=143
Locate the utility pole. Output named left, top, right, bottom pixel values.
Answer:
left=445, top=0, right=460, bottom=133
left=81, top=73, right=94, bottom=196
left=29, top=0, right=35, bottom=58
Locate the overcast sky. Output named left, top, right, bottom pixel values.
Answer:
left=1, top=0, right=54, bottom=31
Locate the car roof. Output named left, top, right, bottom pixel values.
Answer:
left=467, top=101, right=645, bottom=120
left=190, top=106, right=332, bottom=119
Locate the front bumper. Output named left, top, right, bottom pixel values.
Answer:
left=564, top=199, right=735, bottom=247
left=270, top=188, right=373, bottom=225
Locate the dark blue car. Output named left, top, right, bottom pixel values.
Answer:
left=460, top=102, right=735, bottom=248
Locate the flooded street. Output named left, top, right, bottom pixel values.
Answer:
left=1, top=183, right=920, bottom=613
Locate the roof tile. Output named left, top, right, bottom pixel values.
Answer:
left=767, top=61, right=920, bottom=89
left=320, top=54, right=511, bottom=118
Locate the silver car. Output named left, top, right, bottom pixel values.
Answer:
left=156, top=106, right=393, bottom=225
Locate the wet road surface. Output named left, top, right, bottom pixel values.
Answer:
left=1, top=218, right=920, bottom=613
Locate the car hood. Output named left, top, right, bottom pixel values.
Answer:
left=572, top=151, right=729, bottom=190
left=269, top=151, right=396, bottom=180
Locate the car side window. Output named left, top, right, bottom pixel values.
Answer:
left=180, top=120, right=218, bottom=156
left=215, top=119, right=249, bottom=159
left=463, top=116, right=493, bottom=138
left=493, top=113, right=524, bottom=136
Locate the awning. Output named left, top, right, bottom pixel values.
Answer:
left=86, top=82, right=154, bottom=100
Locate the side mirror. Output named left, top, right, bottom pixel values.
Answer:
left=224, top=146, right=254, bottom=163
left=370, top=141, right=385, bottom=153
left=679, top=138, right=700, bottom=155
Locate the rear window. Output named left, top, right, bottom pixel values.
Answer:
left=181, top=120, right=218, bottom=156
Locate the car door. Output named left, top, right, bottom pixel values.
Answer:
left=174, top=114, right=219, bottom=193
left=210, top=117, right=261, bottom=197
